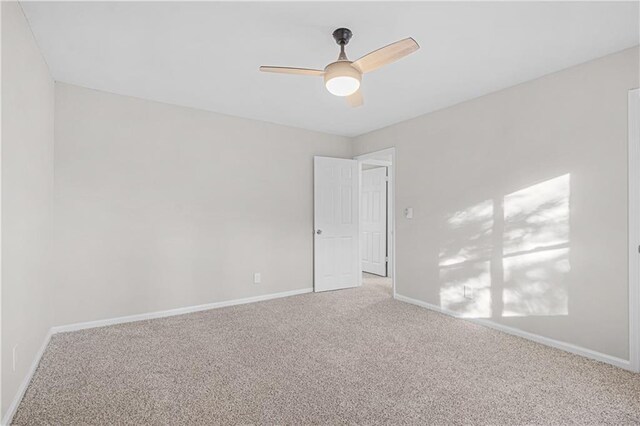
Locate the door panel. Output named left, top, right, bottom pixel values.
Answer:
left=361, top=167, right=387, bottom=276
left=314, top=157, right=359, bottom=292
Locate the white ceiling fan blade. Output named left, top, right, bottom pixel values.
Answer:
left=352, top=38, right=420, bottom=74
left=346, top=90, right=363, bottom=108
left=259, top=66, right=324, bottom=76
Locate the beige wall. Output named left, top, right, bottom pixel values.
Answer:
left=353, top=46, right=639, bottom=360
left=53, top=83, right=351, bottom=327
left=1, top=1, right=56, bottom=417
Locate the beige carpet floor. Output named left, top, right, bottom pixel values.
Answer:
left=12, top=276, right=640, bottom=425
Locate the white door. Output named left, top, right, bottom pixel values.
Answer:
left=314, top=157, right=359, bottom=292
left=361, top=167, right=387, bottom=276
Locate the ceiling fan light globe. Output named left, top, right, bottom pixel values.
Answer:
left=326, top=76, right=360, bottom=97
left=323, top=61, right=362, bottom=97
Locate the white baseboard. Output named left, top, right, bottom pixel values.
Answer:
left=394, top=293, right=633, bottom=371
left=1, top=329, right=53, bottom=426
left=2, top=287, right=312, bottom=425
left=52, top=287, right=312, bottom=333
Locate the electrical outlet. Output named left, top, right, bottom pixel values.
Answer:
left=12, top=345, right=18, bottom=372
left=253, top=273, right=261, bottom=284
left=463, top=286, right=474, bottom=300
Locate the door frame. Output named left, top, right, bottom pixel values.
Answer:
left=629, top=88, right=640, bottom=372
left=354, top=147, right=396, bottom=296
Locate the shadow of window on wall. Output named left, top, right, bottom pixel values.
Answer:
left=438, top=174, right=570, bottom=319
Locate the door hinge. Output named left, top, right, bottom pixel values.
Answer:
left=385, top=256, right=389, bottom=262
left=385, top=176, right=389, bottom=182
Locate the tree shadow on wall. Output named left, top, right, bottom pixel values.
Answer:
left=437, top=174, right=570, bottom=319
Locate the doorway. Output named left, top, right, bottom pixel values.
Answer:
left=355, top=148, right=395, bottom=296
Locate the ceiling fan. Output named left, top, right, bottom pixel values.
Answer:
left=259, top=28, right=420, bottom=107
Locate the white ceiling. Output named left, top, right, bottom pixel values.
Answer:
left=21, top=1, right=639, bottom=137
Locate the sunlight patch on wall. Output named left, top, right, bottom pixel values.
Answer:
left=440, top=261, right=492, bottom=318
left=439, top=199, right=493, bottom=318
left=502, top=247, right=570, bottom=317
left=502, top=174, right=570, bottom=317
left=438, top=174, right=571, bottom=319
left=439, top=199, right=493, bottom=266
left=503, top=174, right=570, bottom=255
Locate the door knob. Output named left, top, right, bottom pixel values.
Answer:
left=316, top=229, right=323, bottom=235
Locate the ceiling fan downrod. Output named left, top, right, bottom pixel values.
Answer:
left=333, top=28, right=352, bottom=61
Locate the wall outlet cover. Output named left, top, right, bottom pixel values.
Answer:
left=464, top=286, right=474, bottom=300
